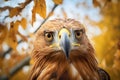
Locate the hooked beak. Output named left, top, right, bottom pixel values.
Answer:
left=59, top=28, right=71, bottom=58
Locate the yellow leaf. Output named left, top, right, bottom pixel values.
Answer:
left=14, top=21, right=20, bottom=31
left=6, top=22, right=18, bottom=50
left=0, top=24, right=8, bottom=44
left=20, top=18, right=27, bottom=29
left=53, top=0, right=63, bottom=4
left=30, top=59, right=34, bottom=65
left=34, top=0, right=46, bottom=18
left=31, top=6, right=36, bottom=25
left=9, top=7, right=21, bottom=17
left=93, top=0, right=100, bottom=7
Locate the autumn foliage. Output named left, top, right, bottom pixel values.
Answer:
left=0, top=0, right=120, bottom=80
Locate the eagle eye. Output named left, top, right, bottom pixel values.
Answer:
left=74, top=29, right=83, bottom=40
left=44, top=32, right=54, bottom=42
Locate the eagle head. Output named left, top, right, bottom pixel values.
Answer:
left=29, top=19, right=102, bottom=80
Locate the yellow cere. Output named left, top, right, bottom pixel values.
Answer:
left=58, top=28, right=70, bottom=39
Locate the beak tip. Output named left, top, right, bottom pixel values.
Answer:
left=64, top=50, right=69, bottom=59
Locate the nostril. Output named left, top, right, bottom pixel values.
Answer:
left=63, top=26, right=65, bottom=28
left=69, top=34, right=70, bottom=37
left=59, top=35, right=61, bottom=39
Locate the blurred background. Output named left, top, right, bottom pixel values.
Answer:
left=0, top=0, right=120, bottom=80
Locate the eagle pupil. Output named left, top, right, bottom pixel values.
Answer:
left=76, top=32, right=80, bottom=36
left=47, top=33, right=51, bottom=38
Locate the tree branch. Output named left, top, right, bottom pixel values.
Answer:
left=0, top=0, right=32, bottom=12
left=0, top=56, right=30, bottom=80
left=9, top=56, right=30, bottom=77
